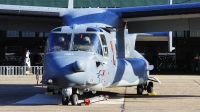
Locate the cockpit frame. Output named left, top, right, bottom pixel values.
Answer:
left=46, top=26, right=110, bottom=58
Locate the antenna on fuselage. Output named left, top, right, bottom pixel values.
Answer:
left=68, top=0, right=74, bottom=9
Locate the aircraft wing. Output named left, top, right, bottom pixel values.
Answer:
left=0, top=4, right=68, bottom=32
left=1, top=2, right=200, bottom=33
left=113, top=2, right=200, bottom=33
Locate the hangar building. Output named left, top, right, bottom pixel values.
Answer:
left=0, top=0, right=200, bottom=72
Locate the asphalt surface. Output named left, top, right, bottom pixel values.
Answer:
left=0, top=75, right=46, bottom=106
left=0, top=74, right=200, bottom=112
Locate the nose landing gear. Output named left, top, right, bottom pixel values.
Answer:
left=70, top=94, right=79, bottom=105
left=62, top=95, right=69, bottom=105
left=61, top=87, right=79, bottom=105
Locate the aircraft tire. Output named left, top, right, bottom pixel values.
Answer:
left=70, top=94, right=78, bottom=105
left=137, top=85, right=143, bottom=95
left=147, top=82, right=153, bottom=93
left=147, top=86, right=153, bottom=93
left=148, top=82, right=153, bottom=87
left=62, top=95, right=69, bottom=105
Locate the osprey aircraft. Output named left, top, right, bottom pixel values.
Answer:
left=1, top=0, right=200, bottom=105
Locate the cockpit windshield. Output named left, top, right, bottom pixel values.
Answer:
left=49, top=33, right=71, bottom=52
left=48, top=33, right=103, bottom=55
left=72, top=33, right=102, bottom=55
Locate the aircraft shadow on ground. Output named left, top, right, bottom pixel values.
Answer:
left=0, top=84, right=124, bottom=106
left=7, top=91, right=124, bottom=106
left=124, top=94, right=200, bottom=99
left=1, top=84, right=199, bottom=106
left=0, top=84, right=46, bottom=106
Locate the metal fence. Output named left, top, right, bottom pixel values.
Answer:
left=0, top=66, right=43, bottom=76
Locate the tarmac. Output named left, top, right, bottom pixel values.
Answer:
left=0, top=72, right=200, bottom=112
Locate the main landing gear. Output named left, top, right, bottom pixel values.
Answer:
left=137, top=76, right=161, bottom=95
left=137, top=81, right=153, bottom=95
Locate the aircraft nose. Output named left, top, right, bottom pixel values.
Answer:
left=46, top=57, right=88, bottom=87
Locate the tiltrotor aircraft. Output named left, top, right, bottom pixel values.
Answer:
left=1, top=0, right=200, bottom=105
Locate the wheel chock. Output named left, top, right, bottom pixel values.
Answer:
left=84, top=98, right=90, bottom=106
left=45, top=92, right=53, bottom=95
left=148, top=92, right=157, bottom=96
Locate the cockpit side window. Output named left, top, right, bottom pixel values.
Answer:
left=100, top=34, right=109, bottom=57
left=49, top=33, right=71, bottom=52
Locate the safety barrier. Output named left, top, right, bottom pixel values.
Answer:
left=0, top=66, right=43, bottom=76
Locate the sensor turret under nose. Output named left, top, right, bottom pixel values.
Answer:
left=73, top=60, right=85, bottom=72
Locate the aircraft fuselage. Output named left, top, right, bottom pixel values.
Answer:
left=37, top=3, right=158, bottom=105
left=42, top=25, right=149, bottom=92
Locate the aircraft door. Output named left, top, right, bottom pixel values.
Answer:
left=108, top=37, right=117, bottom=85
left=98, top=34, right=109, bottom=86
